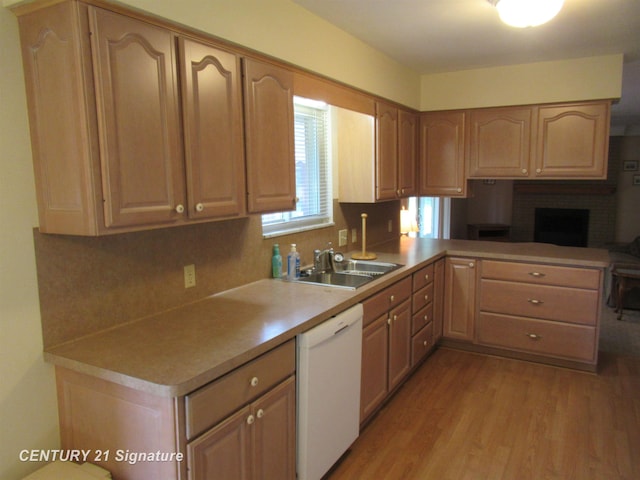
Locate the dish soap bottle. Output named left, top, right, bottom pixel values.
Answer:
left=287, top=244, right=300, bottom=280
left=272, top=244, right=282, bottom=278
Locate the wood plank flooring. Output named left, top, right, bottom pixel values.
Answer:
left=328, top=348, right=640, bottom=480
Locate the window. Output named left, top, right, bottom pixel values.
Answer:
left=407, top=197, right=450, bottom=239
left=262, top=97, right=333, bottom=237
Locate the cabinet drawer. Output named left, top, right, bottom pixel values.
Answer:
left=480, top=279, right=599, bottom=325
left=481, top=260, right=601, bottom=290
left=363, top=276, right=411, bottom=327
left=412, top=283, right=433, bottom=313
left=412, top=303, right=433, bottom=335
left=185, top=339, right=295, bottom=440
left=412, top=263, right=434, bottom=291
left=411, top=322, right=433, bottom=367
left=477, top=312, right=596, bottom=362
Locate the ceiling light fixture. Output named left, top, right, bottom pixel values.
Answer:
left=488, top=0, right=564, bottom=28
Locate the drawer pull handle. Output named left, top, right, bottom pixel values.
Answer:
left=529, top=272, right=546, bottom=278
left=256, top=409, right=265, bottom=419
left=250, top=376, right=259, bottom=387
left=246, top=414, right=255, bottom=425
left=528, top=298, right=544, bottom=305
left=526, top=333, right=542, bottom=341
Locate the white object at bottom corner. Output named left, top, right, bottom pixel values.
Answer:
left=22, top=461, right=111, bottom=480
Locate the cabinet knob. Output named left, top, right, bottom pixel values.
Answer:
left=425, top=274, right=429, bottom=281
left=536, top=168, right=542, bottom=174
left=195, top=203, right=204, bottom=212
left=468, top=262, right=475, bottom=268
left=175, top=204, right=185, bottom=214
left=528, top=298, right=544, bottom=305
left=424, top=314, right=429, bottom=321
left=250, top=376, right=259, bottom=387
left=526, top=333, right=542, bottom=341
left=246, top=414, right=255, bottom=425
left=457, top=188, right=462, bottom=193
left=521, top=169, right=528, bottom=175
left=393, top=314, right=398, bottom=322
left=387, top=317, right=392, bottom=325
left=424, top=294, right=429, bottom=301
left=529, top=272, right=546, bottom=278
left=256, top=409, right=265, bottom=419
left=423, top=340, right=428, bottom=347
left=389, top=295, right=395, bottom=303
left=396, top=189, right=401, bottom=196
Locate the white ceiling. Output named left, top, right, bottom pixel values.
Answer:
left=293, top=0, right=640, bottom=129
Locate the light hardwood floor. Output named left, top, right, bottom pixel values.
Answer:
left=329, top=348, right=640, bottom=480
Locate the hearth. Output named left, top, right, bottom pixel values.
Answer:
left=534, top=208, right=589, bottom=247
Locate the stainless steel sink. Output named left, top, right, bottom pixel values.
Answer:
left=294, top=260, right=402, bottom=290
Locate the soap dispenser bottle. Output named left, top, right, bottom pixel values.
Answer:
left=287, top=244, right=300, bottom=280
left=272, top=244, right=282, bottom=278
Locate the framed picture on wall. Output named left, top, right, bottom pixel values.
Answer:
left=623, top=160, right=639, bottom=171
left=634, top=174, right=640, bottom=186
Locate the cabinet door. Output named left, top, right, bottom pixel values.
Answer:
left=179, top=38, right=246, bottom=220
left=419, top=111, right=467, bottom=196
left=534, top=101, right=610, bottom=178
left=443, top=257, right=477, bottom=341
left=187, top=405, right=252, bottom=480
left=89, top=8, right=185, bottom=228
left=360, top=315, right=389, bottom=422
left=376, top=101, right=399, bottom=201
left=398, top=109, right=418, bottom=197
left=253, top=377, right=296, bottom=480
left=243, top=58, right=295, bottom=213
left=433, top=258, right=445, bottom=342
left=388, top=300, right=412, bottom=391
left=467, top=106, right=532, bottom=178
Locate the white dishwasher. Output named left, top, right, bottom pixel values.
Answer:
left=297, top=303, right=363, bottom=480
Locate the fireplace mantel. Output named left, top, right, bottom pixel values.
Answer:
left=513, top=184, right=616, bottom=195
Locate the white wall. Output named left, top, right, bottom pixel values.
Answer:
left=420, top=54, right=623, bottom=111
left=0, top=6, right=59, bottom=479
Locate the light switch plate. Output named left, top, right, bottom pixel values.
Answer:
left=184, top=264, right=196, bottom=288
left=338, top=229, right=348, bottom=247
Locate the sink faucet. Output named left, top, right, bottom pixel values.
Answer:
left=314, top=243, right=336, bottom=273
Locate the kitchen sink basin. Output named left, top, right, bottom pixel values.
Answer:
left=295, top=260, right=403, bottom=290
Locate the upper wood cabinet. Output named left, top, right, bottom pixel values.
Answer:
left=467, top=106, right=533, bottom=178
left=17, top=2, right=249, bottom=235
left=178, top=37, right=246, bottom=220
left=338, top=102, right=416, bottom=203
left=243, top=58, right=296, bottom=214
left=467, top=101, right=610, bottom=179
left=90, top=8, right=185, bottom=229
left=397, top=109, right=418, bottom=198
left=534, top=101, right=610, bottom=179
left=375, top=101, right=399, bottom=201
left=418, top=111, right=468, bottom=197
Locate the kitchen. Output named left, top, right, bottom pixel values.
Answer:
left=1, top=1, right=639, bottom=479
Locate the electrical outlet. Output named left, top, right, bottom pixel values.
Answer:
left=184, top=264, right=196, bottom=288
left=338, top=229, right=348, bottom=247
left=351, top=228, right=357, bottom=243
left=388, top=219, right=393, bottom=233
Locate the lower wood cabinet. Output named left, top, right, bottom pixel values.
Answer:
left=360, top=276, right=412, bottom=423
left=477, top=260, right=601, bottom=366
left=187, top=376, right=296, bottom=480
left=55, top=340, right=296, bottom=480
left=443, top=257, right=478, bottom=341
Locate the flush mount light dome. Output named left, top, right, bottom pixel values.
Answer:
left=489, top=0, right=564, bottom=28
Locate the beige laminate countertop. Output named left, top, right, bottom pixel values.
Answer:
left=44, top=238, right=610, bottom=397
